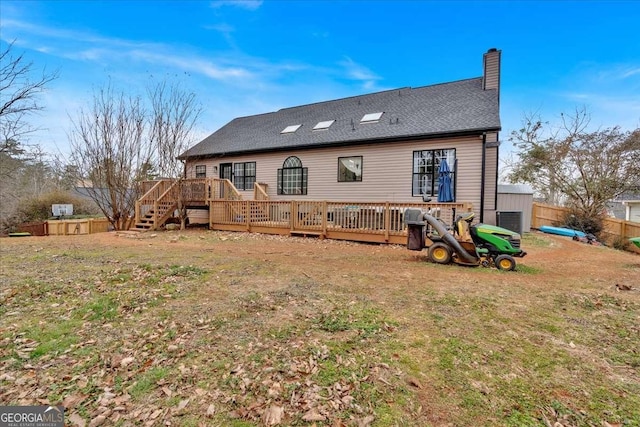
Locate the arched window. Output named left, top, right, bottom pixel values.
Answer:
left=277, top=156, right=308, bottom=195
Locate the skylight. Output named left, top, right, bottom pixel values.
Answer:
left=361, top=112, right=383, bottom=123
left=281, top=124, right=302, bottom=134
left=313, top=120, right=335, bottom=131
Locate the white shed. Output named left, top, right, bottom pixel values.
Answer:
left=497, top=184, right=534, bottom=234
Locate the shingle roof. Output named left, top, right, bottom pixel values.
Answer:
left=180, top=77, right=500, bottom=159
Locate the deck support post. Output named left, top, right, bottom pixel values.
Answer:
left=384, top=202, right=391, bottom=242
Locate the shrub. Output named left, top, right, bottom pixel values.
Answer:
left=16, top=191, right=99, bottom=221
left=611, top=236, right=630, bottom=251
left=561, top=209, right=604, bottom=237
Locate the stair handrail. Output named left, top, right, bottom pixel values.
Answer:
left=223, top=179, right=242, bottom=200
left=153, top=180, right=180, bottom=228
left=135, top=179, right=171, bottom=224
left=254, top=182, right=269, bottom=200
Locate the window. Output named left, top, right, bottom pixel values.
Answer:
left=233, top=162, right=256, bottom=190
left=281, top=124, right=302, bottom=134
left=313, top=120, right=335, bottom=131
left=361, top=112, right=383, bottom=123
left=277, top=156, right=308, bottom=195
left=195, top=165, right=206, bottom=178
left=338, top=156, right=362, bottom=182
left=412, top=149, right=456, bottom=197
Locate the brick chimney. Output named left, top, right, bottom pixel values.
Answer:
left=483, top=48, right=501, bottom=94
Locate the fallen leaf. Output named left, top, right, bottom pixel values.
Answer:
left=88, top=415, right=106, bottom=427
left=120, top=356, right=134, bottom=368
left=262, top=405, right=284, bottom=426
left=68, top=413, right=86, bottom=427
left=177, top=398, right=190, bottom=410
left=62, top=393, right=87, bottom=410
left=206, top=404, right=216, bottom=418
left=302, top=409, right=325, bottom=421
left=356, top=415, right=375, bottom=427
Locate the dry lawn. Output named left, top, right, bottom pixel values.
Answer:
left=0, top=230, right=639, bottom=427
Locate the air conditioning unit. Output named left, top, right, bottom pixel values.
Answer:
left=496, top=211, right=522, bottom=235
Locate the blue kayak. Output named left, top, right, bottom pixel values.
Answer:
left=539, top=225, right=586, bottom=238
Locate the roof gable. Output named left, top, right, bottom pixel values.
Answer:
left=181, top=77, right=500, bottom=158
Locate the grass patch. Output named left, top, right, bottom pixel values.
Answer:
left=81, top=295, right=119, bottom=321
left=515, top=263, right=542, bottom=274
left=522, top=232, right=553, bottom=247
left=317, top=306, right=388, bottom=337
left=26, top=320, right=81, bottom=359
left=130, top=367, right=169, bottom=400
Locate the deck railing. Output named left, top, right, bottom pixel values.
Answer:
left=135, top=180, right=175, bottom=222
left=136, top=178, right=473, bottom=244
left=209, top=179, right=242, bottom=201
left=179, top=178, right=208, bottom=204
left=209, top=200, right=472, bottom=244
left=254, top=182, right=269, bottom=201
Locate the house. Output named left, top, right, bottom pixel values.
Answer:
left=179, top=48, right=502, bottom=225
left=613, top=191, right=640, bottom=223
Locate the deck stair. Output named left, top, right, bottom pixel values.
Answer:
left=132, top=180, right=180, bottom=232
left=133, top=178, right=246, bottom=232
left=131, top=200, right=178, bottom=231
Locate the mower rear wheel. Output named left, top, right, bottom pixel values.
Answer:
left=429, top=243, right=452, bottom=264
left=495, top=254, right=516, bottom=271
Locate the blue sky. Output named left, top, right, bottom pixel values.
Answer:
left=1, top=0, right=639, bottom=166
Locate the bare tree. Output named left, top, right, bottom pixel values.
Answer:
left=68, top=85, right=151, bottom=230
left=148, top=80, right=202, bottom=229
left=509, top=108, right=640, bottom=219
left=67, top=80, right=201, bottom=231
left=1, top=41, right=58, bottom=153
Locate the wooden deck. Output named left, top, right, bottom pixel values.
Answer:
left=134, top=178, right=472, bottom=244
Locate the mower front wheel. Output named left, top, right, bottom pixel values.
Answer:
left=494, top=254, right=516, bottom=271
left=428, top=243, right=452, bottom=264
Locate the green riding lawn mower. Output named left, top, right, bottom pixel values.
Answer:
left=405, top=205, right=527, bottom=271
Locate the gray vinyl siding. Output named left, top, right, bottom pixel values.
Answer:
left=186, top=135, right=485, bottom=211
left=483, top=50, right=500, bottom=91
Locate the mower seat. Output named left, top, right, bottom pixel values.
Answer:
left=458, top=212, right=475, bottom=223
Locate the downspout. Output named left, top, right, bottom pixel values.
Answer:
left=494, top=134, right=499, bottom=211
left=480, top=132, right=486, bottom=223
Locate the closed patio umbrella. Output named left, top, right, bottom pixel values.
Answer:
left=437, top=159, right=454, bottom=202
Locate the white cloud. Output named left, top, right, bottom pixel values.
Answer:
left=204, top=23, right=235, bottom=34
left=621, top=67, right=640, bottom=79
left=128, top=50, right=252, bottom=81
left=3, top=18, right=254, bottom=83
left=209, top=0, right=263, bottom=11
left=338, top=56, right=382, bottom=90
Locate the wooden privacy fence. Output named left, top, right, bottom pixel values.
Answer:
left=209, top=200, right=472, bottom=245
left=531, top=202, right=640, bottom=253
left=47, top=218, right=111, bottom=235
left=17, top=221, right=48, bottom=236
